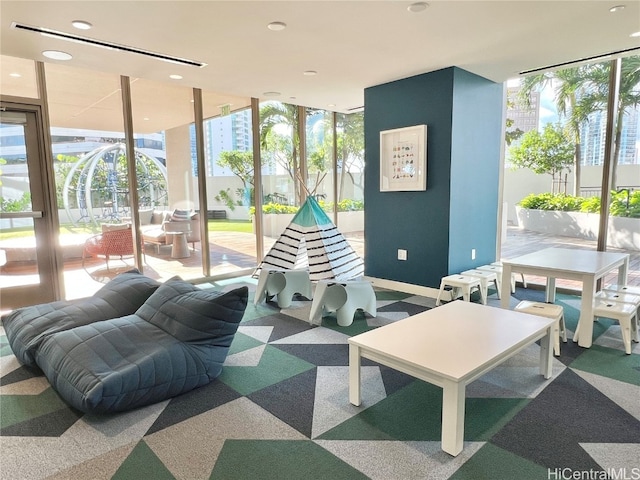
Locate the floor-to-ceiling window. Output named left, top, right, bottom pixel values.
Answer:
left=129, top=77, right=202, bottom=282
left=258, top=101, right=304, bottom=246
left=256, top=103, right=365, bottom=263
left=305, top=108, right=335, bottom=207
left=0, top=55, right=367, bottom=307
left=201, top=92, right=256, bottom=277
left=336, top=111, right=365, bottom=256
left=44, top=63, right=132, bottom=298
left=501, top=56, right=640, bottom=288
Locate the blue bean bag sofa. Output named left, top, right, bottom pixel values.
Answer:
left=34, top=278, right=248, bottom=413
left=2, top=269, right=161, bottom=368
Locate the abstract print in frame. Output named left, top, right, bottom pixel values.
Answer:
left=380, top=124, right=427, bottom=192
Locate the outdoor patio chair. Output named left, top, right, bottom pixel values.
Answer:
left=82, top=226, right=136, bottom=272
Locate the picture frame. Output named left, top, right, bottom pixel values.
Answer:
left=379, top=124, right=427, bottom=192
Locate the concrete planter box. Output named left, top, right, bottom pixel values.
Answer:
left=254, top=211, right=364, bottom=237
left=516, top=207, right=640, bottom=251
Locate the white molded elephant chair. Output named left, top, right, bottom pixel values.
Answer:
left=309, top=279, right=377, bottom=326
left=254, top=268, right=313, bottom=309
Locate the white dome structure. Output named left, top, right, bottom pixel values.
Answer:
left=62, top=143, right=168, bottom=225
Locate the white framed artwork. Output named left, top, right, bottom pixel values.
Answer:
left=379, top=124, right=427, bottom=192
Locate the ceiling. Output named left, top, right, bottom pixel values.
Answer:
left=1, top=0, right=639, bottom=130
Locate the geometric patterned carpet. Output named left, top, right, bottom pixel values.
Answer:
left=1, top=277, right=639, bottom=480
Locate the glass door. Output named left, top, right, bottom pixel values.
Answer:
left=0, top=105, right=60, bottom=310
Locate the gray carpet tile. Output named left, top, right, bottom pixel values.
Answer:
left=490, top=368, right=640, bottom=469
left=2, top=285, right=639, bottom=479
left=146, top=379, right=242, bottom=435
left=248, top=368, right=318, bottom=437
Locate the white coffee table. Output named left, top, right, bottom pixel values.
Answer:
left=348, top=301, right=555, bottom=456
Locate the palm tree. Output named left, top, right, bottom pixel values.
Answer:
left=519, top=56, right=640, bottom=193
left=519, top=67, right=587, bottom=195
left=577, top=56, right=640, bottom=189
left=259, top=102, right=302, bottom=204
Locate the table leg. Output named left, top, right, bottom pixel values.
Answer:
left=349, top=344, right=362, bottom=406
left=441, top=380, right=465, bottom=456
left=500, top=266, right=512, bottom=309
left=618, top=260, right=629, bottom=286
left=545, top=277, right=556, bottom=303
left=576, top=275, right=596, bottom=348
left=539, top=327, right=553, bottom=379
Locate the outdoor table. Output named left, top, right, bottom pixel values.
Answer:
left=166, top=231, right=190, bottom=259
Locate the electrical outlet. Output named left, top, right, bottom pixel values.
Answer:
left=398, top=249, right=407, bottom=261
left=471, top=248, right=476, bottom=260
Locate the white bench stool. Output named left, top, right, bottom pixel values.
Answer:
left=461, top=269, right=500, bottom=301
left=436, top=275, right=484, bottom=306
left=309, top=279, right=377, bottom=326
left=514, top=301, right=566, bottom=356
left=595, top=290, right=640, bottom=312
left=478, top=264, right=515, bottom=293
left=604, top=285, right=640, bottom=297
left=254, top=267, right=313, bottom=309
left=492, top=261, right=527, bottom=289
left=591, top=300, right=639, bottom=355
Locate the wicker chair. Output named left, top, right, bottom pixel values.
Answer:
left=82, top=227, right=136, bottom=272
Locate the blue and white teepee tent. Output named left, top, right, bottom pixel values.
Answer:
left=254, top=196, right=364, bottom=281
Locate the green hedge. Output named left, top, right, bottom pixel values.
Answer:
left=249, top=199, right=364, bottom=216
left=518, top=191, right=640, bottom=218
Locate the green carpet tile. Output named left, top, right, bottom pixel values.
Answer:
left=1, top=278, right=639, bottom=480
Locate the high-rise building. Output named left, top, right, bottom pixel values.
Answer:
left=200, top=109, right=253, bottom=176
left=580, top=106, right=639, bottom=166
left=506, top=86, right=540, bottom=136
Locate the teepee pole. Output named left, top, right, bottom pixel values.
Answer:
left=296, top=172, right=312, bottom=197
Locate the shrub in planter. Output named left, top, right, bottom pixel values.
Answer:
left=518, top=191, right=640, bottom=218
left=249, top=199, right=364, bottom=217
left=518, top=193, right=585, bottom=211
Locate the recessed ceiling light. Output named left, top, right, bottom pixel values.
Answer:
left=407, top=2, right=429, bottom=13
left=328, top=104, right=336, bottom=107
left=169, top=74, right=183, bottom=80
left=143, top=117, right=150, bottom=121
left=303, top=70, right=317, bottom=76
left=631, top=31, right=640, bottom=37
left=267, top=21, right=287, bottom=31
left=9, top=72, right=21, bottom=78
left=263, top=91, right=281, bottom=97
left=42, top=50, right=72, bottom=60
left=71, top=20, right=92, bottom=30
left=609, top=5, right=625, bottom=12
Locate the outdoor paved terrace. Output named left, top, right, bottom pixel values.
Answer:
left=0, top=226, right=638, bottom=302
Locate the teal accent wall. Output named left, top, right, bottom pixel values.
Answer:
left=364, top=67, right=503, bottom=288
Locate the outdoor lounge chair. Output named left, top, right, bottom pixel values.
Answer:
left=82, top=226, right=136, bottom=271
